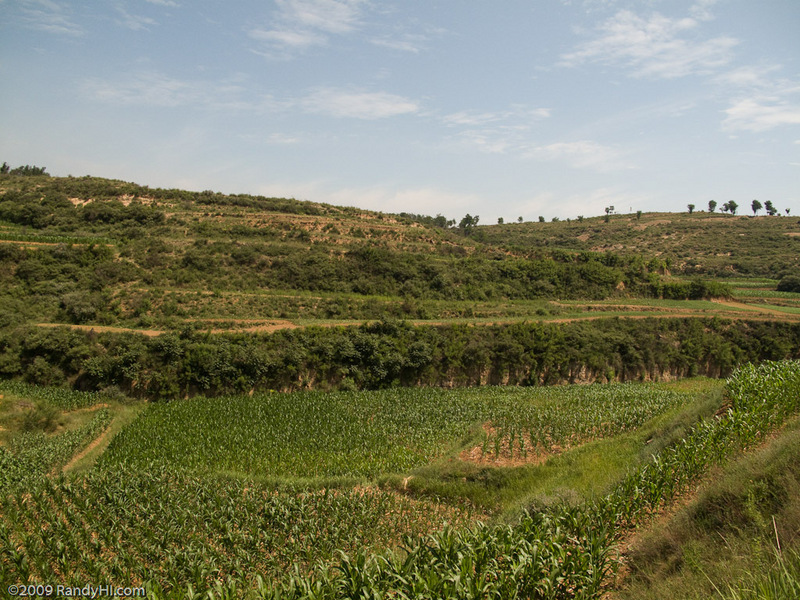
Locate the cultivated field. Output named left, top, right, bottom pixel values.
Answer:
left=1, top=362, right=799, bottom=598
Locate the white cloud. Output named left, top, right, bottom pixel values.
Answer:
left=717, top=68, right=800, bottom=133
left=689, top=0, right=719, bottom=22
left=19, top=0, right=84, bottom=36
left=281, top=0, right=365, bottom=34
left=525, top=140, right=634, bottom=172
left=116, top=6, right=156, bottom=31
left=441, top=108, right=633, bottom=172
left=561, top=8, right=737, bottom=78
left=302, top=88, right=419, bottom=119
left=714, top=65, right=781, bottom=89
left=443, top=107, right=551, bottom=127
left=326, top=186, right=481, bottom=215
left=452, top=129, right=523, bottom=154
left=723, top=97, right=800, bottom=133
left=249, top=27, right=325, bottom=49
left=255, top=182, right=479, bottom=216
left=369, top=34, right=427, bottom=54
left=516, top=187, right=647, bottom=220
left=265, top=133, right=301, bottom=145
left=82, top=71, right=283, bottom=112
left=443, top=111, right=505, bottom=127
left=249, top=0, right=367, bottom=55
left=442, top=105, right=552, bottom=155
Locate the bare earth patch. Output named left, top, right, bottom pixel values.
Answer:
left=37, top=323, right=165, bottom=337
left=634, top=219, right=673, bottom=231
left=458, top=423, right=577, bottom=468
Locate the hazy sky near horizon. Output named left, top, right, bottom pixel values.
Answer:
left=1, top=0, right=799, bottom=221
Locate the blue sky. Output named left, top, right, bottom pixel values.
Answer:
left=1, top=0, right=798, bottom=221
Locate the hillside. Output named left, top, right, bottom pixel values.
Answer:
left=477, top=210, right=800, bottom=279
left=0, top=173, right=798, bottom=338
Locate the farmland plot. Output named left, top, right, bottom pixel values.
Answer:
left=2, top=363, right=798, bottom=598
left=99, top=384, right=690, bottom=479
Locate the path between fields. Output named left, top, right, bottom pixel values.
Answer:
left=711, top=299, right=798, bottom=316
left=62, top=424, right=113, bottom=474
left=61, top=404, right=113, bottom=474
left=34, top=304, right=800, bottom=338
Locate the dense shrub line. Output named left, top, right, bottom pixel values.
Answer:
left=0, top=221, right=699, bottom=307
left=0, top=318, right=797, bottom=399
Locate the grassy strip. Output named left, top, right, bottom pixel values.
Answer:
left=619, top=418, right=800, bottom=599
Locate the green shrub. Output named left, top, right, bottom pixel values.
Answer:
left=777, top=275, right=800, bottom=293
left=20, top=401, right=62, bottom=432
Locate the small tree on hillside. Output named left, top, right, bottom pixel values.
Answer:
left=0, top=162, right=9, bottom=175
left=538, top=216, right=545, bottom=223
left=708, top=200, right=717, bottom=213
left=517, top=216, right=523, bottom=223
left=764, top=200, right=776, bottom=216
left=786, top=208, right=791, bottom=216
left=751, top=199, right=762, bottom=216
left=687, top=204, right=695, bottom=214
left=458, top=214, right=479, bottom=234
left=728, top=200, right=738, bottom=215
left=497, top=217, right=504, bottom=224
left=432, top=214, right=448, bottom=228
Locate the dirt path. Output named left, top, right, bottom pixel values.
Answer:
left=603, top=421, right=795, bottom=599
left=61, top=420, right=114, bottom=474
left=711, top=299, right=799, bottom=316
left=37, top=323, right=165, bottom=336
left=34, top=304, right=800, bottom=339
left=68, top=403, right=109, bottom=414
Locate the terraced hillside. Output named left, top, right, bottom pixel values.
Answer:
left=1, top=173, right=798, bottom=338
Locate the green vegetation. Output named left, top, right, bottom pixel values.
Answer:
left=1, top=318, right=798, bottom=397
left=1, top=168, right=799, bottom=598
left=0, top=407, right=110, bottom=492
left=6, top=172, right=793, bottom=340
left=777, top=275, right=800, bottom=293
left=1, top=360, right=797, bottom=598
left=0, top=467, right=480, bottom=587
left=477, top=211, right=800, bottom=280
left=621, top=417, right=800, bottom=599
left=100, top=383, right=688, bottom=481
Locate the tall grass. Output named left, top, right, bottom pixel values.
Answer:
left=717, top=548, right=800, bottom=600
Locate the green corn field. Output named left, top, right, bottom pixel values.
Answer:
left=0, top=361, right=798, bottom=598
left=98, top=383, right=689, bottom=478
